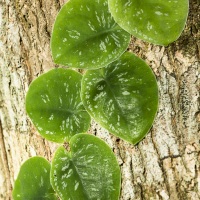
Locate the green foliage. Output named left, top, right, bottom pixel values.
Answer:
left=51, top=0, right=130, bottom=69
left=14, top=0, right=189, bottom=198
left=51, top=134, right=121, bottom=200
left=81, top=52, right=158, bottom=144
left=12, top=157, right=57, bottom=200
left=108, top=0, right=189, bottom=45
left=26, top=68, right=91, bottom=143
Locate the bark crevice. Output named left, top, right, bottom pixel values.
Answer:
left=0, top=119, right=12, bottom=199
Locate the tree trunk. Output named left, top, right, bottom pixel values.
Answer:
left=0, top=0, right=199, bottom=199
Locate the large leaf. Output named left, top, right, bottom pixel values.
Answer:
left=81, top=52, right=158, bottom=144
left=108, top=0, right=189, bottom=45
left=51, top=134, right=121, bottom=200
left=51, top=0, right=130, bottom=69
left=12, top=157, right=57, bottom=200
left=26, top=68, right=91, bottom=143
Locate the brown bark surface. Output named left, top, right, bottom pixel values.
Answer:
left=0, top=0, right=199, bottom=199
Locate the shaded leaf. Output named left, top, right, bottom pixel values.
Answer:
left=26, top=68, right=91, bottom=143
left=51, top=0, right=130, bottom=69
left=51, top=134, right=121, bottom=200
left=108, top=0, right=189, bottom=45
left=12, top=157, right=57, bottom=200
left=81, top=52, right=158, bottom=144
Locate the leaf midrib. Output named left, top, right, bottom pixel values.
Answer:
left=102, top=78, right=131, bottom=135
left=33, top=108, right=86, bottom=115
left=55, top=24, right=121, bottom=61
left=70, top=159, right=90, bottom=200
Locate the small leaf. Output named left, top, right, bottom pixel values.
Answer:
left=81, top=52, right=159, bottom=144
left=12, top=157, right=57, bottom=200
left=51, top=0, right=130, bottom=69
left=26, top=68, right=91, bottom=143
left=108, top=0, right=189, bottom=45
left=51, top=134, right=121, bottom=200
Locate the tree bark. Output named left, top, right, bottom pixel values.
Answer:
left=0, top=0, right=199, bottom=199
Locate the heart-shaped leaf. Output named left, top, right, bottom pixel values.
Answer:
left=12, top=157, right=57, bottom=200
left=26, top=68, right=91, bottom=143
left=108, top=0, right=189, bottom=45
left=81, top=52, right=158, bottom=144
left=51, top=0, right=130, bottom=69
left=51, top=134, right=121, bottom=200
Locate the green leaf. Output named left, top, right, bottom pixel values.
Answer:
left=108, top=0, right=189, bottom=45
left=51, top=134, right=121, bottom=200
left=51, top=0, right=130, bottom=69
left=12, top=157, right=57, bottom=200
left=26, top=68, right=91, bottom=143
left=81, top=52, right=158, bottom=144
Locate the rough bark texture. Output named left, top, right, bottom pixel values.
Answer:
left=0, top=0, right=199, bottom=199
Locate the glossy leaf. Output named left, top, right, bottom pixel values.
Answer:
left=108, top=0, right=189, bottom=45
left=51, top=0, right=130, bottom=69
left=12, top=157, right=57, bottom=200
left=51, top=134, right=121, bottom=200
left=26, top=68, right=91, bottom=143
left=81, top=52, right=158, bottom=144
